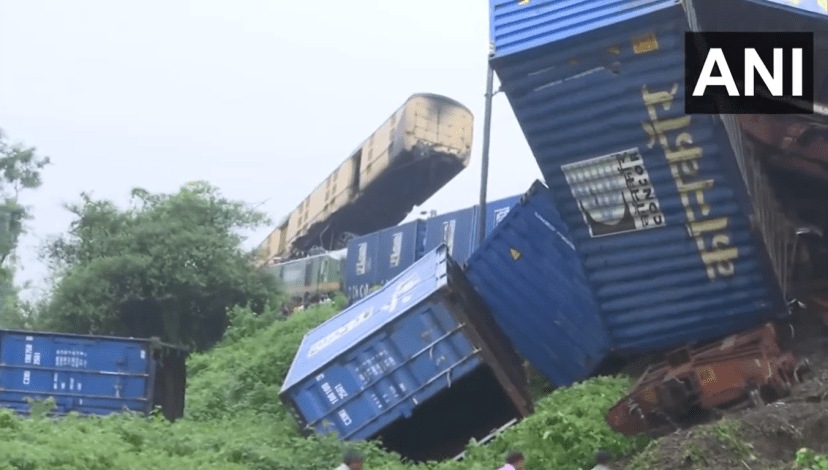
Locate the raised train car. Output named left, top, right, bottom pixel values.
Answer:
left=257, top=93, right=474, bottom=265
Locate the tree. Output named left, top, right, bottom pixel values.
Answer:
left=0, top=129, right=50, bottom=329
left=41, top=181, right=281, bottom=350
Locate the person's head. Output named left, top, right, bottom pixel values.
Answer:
left=506, top=451, right=525, bottom=469
left=343, top=449, right=365, bottom=470
left=595, top=450, right=612, bottom=465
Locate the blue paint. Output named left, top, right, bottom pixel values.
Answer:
left=343, top=232, right=381, bottom=303
left=0, top=330, right=187, bottom=418
left=490, top=4, right=787, bottom=354
left=376, top=219, right=427, bottom=285
left=466, top=182, right=610, bottom=387
left=484, top=194, right=522, bottom=238
left=423, top=207, right=479, bottom=266
left=489, top=0, right=678, bottom=63
left=280, top=245, right=529, bottom=446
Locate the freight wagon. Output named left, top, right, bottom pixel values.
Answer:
left=256, top=93, right=474, bottom=264
left=273, top=194, right=523, bottom=306
left=488, top=0, right=790, bottom=356
left=279, top=245, right=533, bottom=462
left=0, top=329, right=187, bottom=421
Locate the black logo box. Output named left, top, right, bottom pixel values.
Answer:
left=684, top=32, right=815, bottom=115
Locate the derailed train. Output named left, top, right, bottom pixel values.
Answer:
left=277, top=0, right=828, bottom=462
left=263, top=193, right=523, bottom=308
left=256, top=93, right=474, bottom=264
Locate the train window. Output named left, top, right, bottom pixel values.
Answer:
left=320, top=259, right=328, bottom=282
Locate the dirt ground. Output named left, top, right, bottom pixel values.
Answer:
left=620, top=315, right=828, bottom=470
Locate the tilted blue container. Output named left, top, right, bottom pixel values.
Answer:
left=489, top=1, right=787, bottom=354
left=466, top=182, right=610, bottom=387
left=344, top=232, right=381, bottom=303
left=279, top=245, right=532, bottom=462
left=483, top=194, right=522, bottom=238
left=423, top=207, right=479, bottom=266
left=375, top=219, right=427, bottom=286
left=0, top=330, right=188, bottom=420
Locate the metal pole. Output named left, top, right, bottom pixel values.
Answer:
left=478, top=61, right=495, bottom=246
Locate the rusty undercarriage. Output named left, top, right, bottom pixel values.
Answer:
left=606, top=323, right=810, bottom=437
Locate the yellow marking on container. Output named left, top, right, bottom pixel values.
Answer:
left=819, top=0, right=827, bottom=12
left=608, top=45, right=620, bottom=55
left=510, top=248, right=521, bottom=260
left=632, top=33, right=659, bottom=54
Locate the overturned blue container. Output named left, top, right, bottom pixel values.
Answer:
left=423, top=206, right=479, bottom=266
left=483, top=194, right=522, bottom=238
left=375, top=219, right=427, bottom=286
left=466, top=182, right=610, bottom=387
left=0, top=329, right=187, bottom=420
left=488, top=1, right=787, bottom=354
left=279, top=245, right=532, bottom=462
left=344, top=232, right=381, bottom=303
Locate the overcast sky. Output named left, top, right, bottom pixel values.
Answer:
left=0, top=0, right=541, bottom=300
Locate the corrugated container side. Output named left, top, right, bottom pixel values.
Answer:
left=376, top=220, right=426, bottom=285
left=484, top=194, right=522, bottom=238
left=466, top=182, right=610, bottom=387
left=343, top=232, right=381, bottom=302
left=279, top=245, right=532, bottom=462
left=0, top=330, right=188, bottom=421
left=489, top=0, right=678, bottom=63
left=423, top=207, right=479, bottom=266
left=491, top=4, right=787, bottom=354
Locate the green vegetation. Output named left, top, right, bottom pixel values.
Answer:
left=0, top=129, right=50, bottom=330
left=796, top=449, right=828, bottom=469
left=37, top=181, right=279, bottom=350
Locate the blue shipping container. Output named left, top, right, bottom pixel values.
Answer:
left=489, top=3, right=787, bottom=354
left=344, top=232, right=381, bottom=303
left=279, top=245, right=532, bottom=462
left=376, top=219, right=427, bottom=285
left=483, top=194, right=522, bottom=238
left=489, top=0, right=678, bottom=63
left=0, top=330, right=187, bottom=420
left=423, top=207, right=479, bottom=266
left=466, top=182, right=611, bottom=387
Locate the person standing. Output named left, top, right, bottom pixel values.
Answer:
left=334, top=449, right=365, bottom=470
left=499, top=451, right=525, bottom=470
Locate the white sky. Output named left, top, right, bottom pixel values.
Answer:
left=0, top=0, right=541, bottom=301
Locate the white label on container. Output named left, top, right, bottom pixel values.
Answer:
left=561, top=147, right=664, bottom=238
left=22, top=371, right=30, bottom=385
left=380, top=274, right=419, bottom=314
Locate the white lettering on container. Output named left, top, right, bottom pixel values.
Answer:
left=389, top=232, right=403, bottom=267
left=307, top=308, right=374, bottom=358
